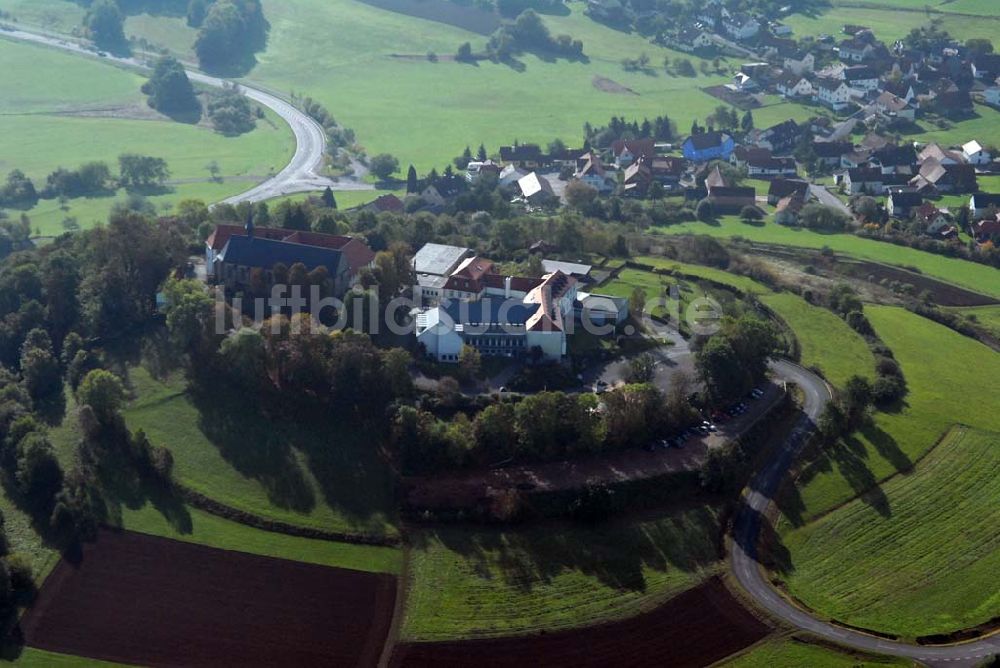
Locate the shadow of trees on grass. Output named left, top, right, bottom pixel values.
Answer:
left=412, top=504, right=722, bottom=596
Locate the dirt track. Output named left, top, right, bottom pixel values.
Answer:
left=389, top=577, right=770, bottom=667
left=21, top=529, right=396, bottom=667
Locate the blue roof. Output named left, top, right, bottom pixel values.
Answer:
left=444, top=298, right=538, bottom=328
left=217, top=235, right=344, bottom=275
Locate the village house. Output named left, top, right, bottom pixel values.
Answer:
left=842, top=167, right=883, bottom=195
left=575, top=152, right=615, bottom=192
left=682, top=131, right=735, bottom=162
left=643, top=156, right=686, bottom=188
left=675, top=26, right=714, bottom=52
left=767, top=179, right=810, bottom=206
left=984, top=87, right=1000, bottom=107
left=707, top=185, right=757, bottom=214
left=971, top=54, right=1000, bottom=81
left=730, top=146, right=772, bottom=169
left=970, top=193, right=1000, bottom=219
left=747, top=155, right=797, bottom=179
left=843, top=65, right=879, bottom=92
left=909, top=160, right=978, bottom=194
left=962, top=140, right=992, bottom=166
left=815, top=77, right=853, bottom=111
left=722, top=13, right=759, bottom=41
left=873, top=92, right=915, bottom=121
left=886, top=190, right=923, bottom=219
left=465, top=160, right=501, bottom=182
left=611, top=138, right=656, bottom=168
left=499, top=144, right=546, bottom=170
left=362, top=193, right=404, bottom=214
left=754, top=119, right=800, bottom=154
left=913, top=202, right=954, bottom=237
left=838, top=36, right=876, bottom=62
left=812, top=140, right=853, bottom=167
left=776, top=72, right=813, bottom=98
left=971, top=217, right=1000, bottom=243
left=870, top=144, right=917, bottom=175
left=783, top=50, right=815, bottom=75
left=517, top=172, right=557, bottom=206
left=918, top=143, right=964, bottom=166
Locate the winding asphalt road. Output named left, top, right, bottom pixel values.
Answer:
left=735, top=360, right=1000, bottom=668
left=0, top=26, right=374, bottom=204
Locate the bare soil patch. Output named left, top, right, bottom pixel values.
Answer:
left=389, top=577, right=770, bottom=667
left=592, top=75, right=638, bottom=95
left=838, top=259, right=998, bottom=307
left=20, top=529, right=396, bottom=667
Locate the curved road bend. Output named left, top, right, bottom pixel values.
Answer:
left=0, top=27, right=374, bottom=203
left=736, top=360, right=1000, bottom=667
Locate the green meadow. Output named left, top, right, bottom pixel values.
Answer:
left=772, top=307, right=1000, bottom=636
left=781, top=427, right=1000, bottom=637
left=723, top=635, right=909, bottom=668
left=0, top=36, right=294, bottom=235
left=402, top=504, right=723, bottom=639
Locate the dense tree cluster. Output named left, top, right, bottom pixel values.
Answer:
left=485, top=10, right=583, bottom=61
left=142, top=56, right=200, bottom=115
left=206, top=84, right=259, bottom=135
left=192, top=0, right=268, bottom=73
left=696, top=315, right=781, bottom=404
left=83, top=0, right=126, bottom=50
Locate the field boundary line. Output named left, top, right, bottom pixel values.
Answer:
left=378, top=541, right=411, bottom=667
left=174, top=483, right=402, bottom=547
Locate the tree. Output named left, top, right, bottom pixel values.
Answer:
left=696, top=198, right=714, bottom=222
left=187, top=0, right=210, bottom=27
left=118, top=155, right=170, bottom=190
left=740, top=205, right=763, bottom=222
left=798, top=203, right=850, bottom=231
left=564, top=180, right=598, bottom=211
left=370, top=153, right=400, bottom=181
left=741, top=110, right=754, bottom=132
left=219, top=328, right=267, bottom=387
left=15, top=432, right=63, bottom=509
left=818, top=401, right=847, bottom=443
left=406, top=165, right=418, bottom=193
left=77, top=369, right=125, bottom=422
left=966, top=38, right=993, bottom=57
left=321, top=186, right=337, bottom=208
left=205, top=84, right=257, bottom=135
left=20, top=332, right=62, bottom=402
left=628, top=286, right=646, bottom=319
left=142, top=56, right=200, bottom=114
left=457, top=41, right=474, bottom=61
left=0, top=170, right=38, bottom=208
left=477, top=144, right=488, bottom=161
left=84, top=0, right=125, bottom=49
left=843, top=375, right=873, bottom=428
left=626, top=353, right=655, bottom=383
left=459, top=345, right=481, bottom=380
left=194, top=0, right=268, bottom=72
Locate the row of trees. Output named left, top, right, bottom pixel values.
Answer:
left=485, top=10, right=583, bottom=61
left=393, top=377, right=700, bottom=475
left=0, top=156, right=171, bottom=206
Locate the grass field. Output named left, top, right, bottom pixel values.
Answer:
left=12, top=648, right=126, bottom=667
left=722, top=635, right=909, bottom=667
left=759, top=293, right=875, bottom=388
left=781, top=306, right=1000, bottom=524
left=780, top=426, right=1000, bottom=637
left=650, top=216, right=1000, bottom=300
left=785, top=4, right=1000, bottom=47
left=402, top=504, right=723, bottom=640
left=632, top=256, right=772, bottom=295
left=119, top=367, right=398, bottom=538
left=0, top=36, right=294, bottom=235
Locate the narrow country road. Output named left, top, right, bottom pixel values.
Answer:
left=0, top=26, right=374, bottom=204
left=733, top=360, right=1000, bottom=668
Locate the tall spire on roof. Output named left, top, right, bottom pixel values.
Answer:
left=245, top=208, right=255, bottom=239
